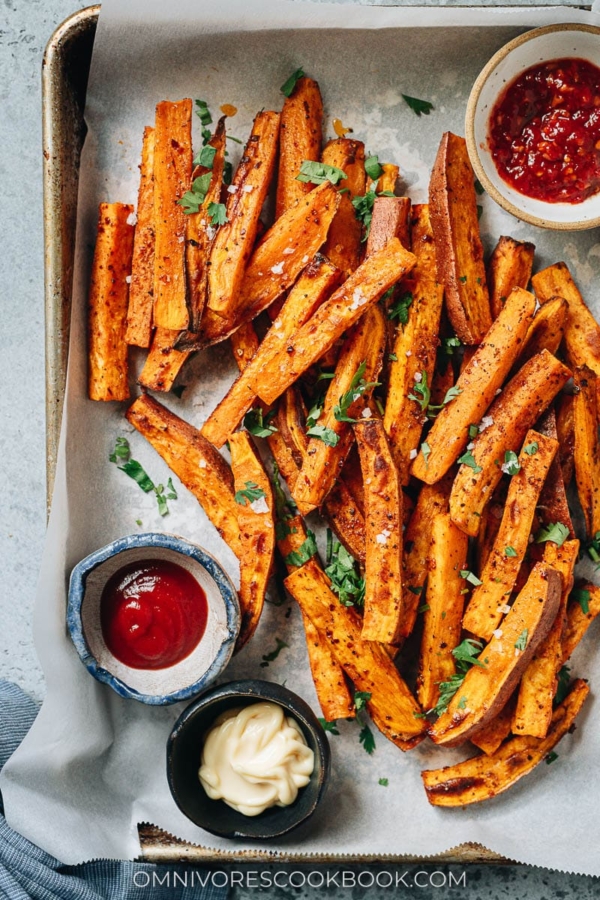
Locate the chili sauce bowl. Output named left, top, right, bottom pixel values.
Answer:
left=166, top=680, right=331, bottom=840
left=466, top=23, right=600, bottom=230
left=67, top=533, right=240, bottom=705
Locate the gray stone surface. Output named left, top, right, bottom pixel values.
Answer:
left=0, top=0, right=597, bottom=891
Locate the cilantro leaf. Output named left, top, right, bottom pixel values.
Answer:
left=418, top=603, right=430, bottom=614
left=460, top=569, right=482, bottom=587
left=457, top=449, right=482, bottom=473
left=306, top=423, right=339, bottom=446
left=554, top=665, right=571, bottom=705
left=260, top=638, right=289, bottom=667
left=378, top=777, right=389, bottom=787
left=505, top=546, right=518, bottom=557
left=234, top=481, right=266, bottom=506
left=402, top=94, right=434, bottom=117
left=442, top=335, right=462, bottom=359
left=359, top=724, right=376, bottom=755
left=195, top=99, right=212, bottom=126
left=207, top=201, right=228, bottom=227
left=388, top=291, right=413, bottom=325
left=193, top=144, right=216, bottom=169
left=408, top=372, right=431, bottom=412
left=244, top=407, right=278, bottom=438
left=468, top=424, right=479, bottom=439
left=457, top=696, right=468, bottom=710
left=354, top=691, right=372, bottom=712
left=474, top=179, right=485, bottom=195
left=364, top=154, right=384, bottom=181
left=351, top=185, right=376, bottom=238
left=324, top=534, right=365, bottom=607
left=421, top=441, right=432, bottom=467
left=177, top=172, right=213, bottom=214
left=535, top=522, right=570, bottom=548
left=571, top=587, right=590, bottom=615
left=333, top=361, right=379, bottom=423
left=586, top=531, right=600, bottom=565
left=432, top=673, right=466, bottom=716
left=281, top=67, right=305, bottom=97
left=284, top=531, right=318, bottom=568
left=318, top=718, right=340, bottom=735
left=109, top=436, right=131, bottom=463
left=545, top=751, right=559, bottom=765
left=110, top=438, right=177, bottom=516
left=118, top=459, right=155, bottom=493
left=223, top=160, right=233, bottom=186
left=297, top=160, right=347, bottom=186
left=408, top=585, right=423, bottom=595
left=502, top=450, right=521, bottom=476
left=524, top=442, right=538, bottom=455
left=514, top=629, right=528, bottom=651
left=166, top=477, right=178, bottom=500
left=452, top=637, right=485, bottom=669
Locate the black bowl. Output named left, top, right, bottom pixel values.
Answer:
left=166, top=680, right=331, bottom=840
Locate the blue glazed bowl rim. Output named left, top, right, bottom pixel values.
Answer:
left=67, top=532, right=240, bottom=705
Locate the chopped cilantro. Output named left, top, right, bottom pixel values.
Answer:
left=535, top=522, right=570, bottom=548
left=502, top=450, right=521, bottom=475
left=389, top=353, right=398, bottom=362
left=524, top=442, right=538, bottom=455
left=260, top=638, right=289, bottom=667
left=364, top=154, right=384, bottom=181
left=319, top=718, right=340, bottom=735
left=457, top=696, right=468, bottom=710
left=402, top=94, right=434, bottom=117
left=359, top=724, right=376, bottom=755
left=453, top=638, right=485, bottom=668
left=193, top=144, right=216, bottom=169
left=109, top=438, right=177, bottom=516
left=469, top=424, right=479, bottom=439
left=280, top=67, right=305, bottom=97
left=418, top=603, right=430, bottom=614
left=459, top=275, right=468, bottom=284
left=284, top=531, right=318, bottom=568
left=514, top=629, right=528, bottom=651
left=378, top=777, right=389, bottom=787
left=178, top=172, right=212, bottom=214
left=545, top=751, right=559, bottom=765
left=297, top=160, right=347, bottom=185
left=408, top=372, right=431, bottom=412
left=388, top=291, right=413, bottom=325
left=234, top=481, right=266, bottom=506
left=354, top=691, right=372, bottom=712
left=586, top=531, right=600, bottom=565
left=421, top=441, right=432, bottom=467
left=571, top=587, right=591, bottom=615
left=457, top=449, right=482, bottom=473
left=195, top=99, right=212, bottom=126
left=474, top=179, right=485, bottom=195
left=408, top=585, right=423, bottom=595
left=325, top=533, right=365, bottom=607
left=505, top=546, right=518, bottom=557
left=554, top=665, right=571, bottom=705
left=334, top=361, right=379, bottom=423
left=244, top=407, right=278, bottom=438
left=207, top=201, right=228, bottom=227
left=460, top=569, right=482, bottom=587
left=306, top=423, right=339, bottom=446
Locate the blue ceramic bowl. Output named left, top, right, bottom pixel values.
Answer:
left=166, top=680, right=331, bottom=840
left=67, top=533, right=240, bottom=705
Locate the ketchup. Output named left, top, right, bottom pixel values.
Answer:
left=100, top=559, right=208, bottom=670
left=488, top=57, right=600, bottom=204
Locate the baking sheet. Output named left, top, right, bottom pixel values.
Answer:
left=4, top=0, right=600, bottom=871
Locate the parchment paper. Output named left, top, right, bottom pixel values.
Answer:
left=3, top=0, right=600, bottom=871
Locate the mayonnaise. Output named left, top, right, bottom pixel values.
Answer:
left=198, top=702, right=315, bottom=816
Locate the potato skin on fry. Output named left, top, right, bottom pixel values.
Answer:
left=572, top=365, right=600, bottom=538
left=422, top=680, right=589, bottom=806
left=126, top=394, right=242, bottom=558
left=88, top=202, right=134, bottom=402
left=487, top=235, right=535, bottom=320
left=285, top=559, right=427, bottom=749
left=429, top=563, right=562, bottom=747
left=276, top=76, right=323, bottom=218
left=429, top=132, right=492, bottom=344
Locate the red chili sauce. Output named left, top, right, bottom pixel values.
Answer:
left=100, top=559, right=208, bottom=670
left=488, top=57, right=600, bottom=204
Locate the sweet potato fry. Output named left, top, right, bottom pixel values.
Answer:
left=126, top=394, right=242, bottom=558
left=320, top=481, right=367, bottom=565
left=321, top=138, right=366, bottom=275
left=138, top=327, right=191, bottom=392
left=416, top=512, right=468, bottom=710
left=191, top=183, right=341, bottom=348
left=429, top=132, right=492, bottom=344
left=475, top=492, right=505, bottom=575
left=487, top=235, right=535, bottom=320
left=401, top=474, right=453, bottom=639
left=255, top=238, right=416, bottom=406
left=366, top=197, right=411, bottom=256
left=422, top=680, right=589, bottom=806
left=292, top=305, right=386, bottom=514
left=562, top=583, right=600, bottom=663
left=556, top=393, right=575, bottom=486
left=88, top=202, right=134, bottom=401
left=470, top=693, right=516, bottom=756
left=276, top=76, right=323, bottom=218
left=278, top=514, right=355, bottom=721
left=411, top=287, right=537, bottom=485
left=410, top=204, right=437, bottom=279
left=285, top=559, right=427, bottom=749
left=126, top=127, right=155, bottom=348
left=518, top=296, right=567, bottom=365
left=207, top=110, right=280, bottom=319
left=353, top=419, right=403, bottom=645
left=152, top=99, right=193, bottom=331
left=462, top=430, right=559, bottom=641
left=375, top=163, right=399, bottom=195
left=532, top=261, right=600, bottom=390
left=513, top=540, right=579, bottom=738
left=185, top=118, right=227, bottom=332
left=572, top=365, right=600, bottom=538
left=535, top=407, right=574, bottom=537
left=230, top=322, right=260, bottom=373
left=449, top=350, right=571, bottom=537
left=228, top=432, right=275, bottom=651
left=429, top=563, right=562, bottom=747
left=201, top=255, right=342, bottom=447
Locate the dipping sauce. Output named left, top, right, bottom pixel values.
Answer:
left=100, top=559, right=208, bottom=669
left=198, top=702, right=314, bottom=816
left=488, top=57, right=600, bottom=204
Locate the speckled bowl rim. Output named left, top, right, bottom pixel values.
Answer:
left=67, top=532, right=240, bottom=705
left=166, top=679, right=331, bottom=840
left=465, top=23, right=600, bottom=231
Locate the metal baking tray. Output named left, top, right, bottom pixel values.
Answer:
left=41, top=3, right=520, bottom=865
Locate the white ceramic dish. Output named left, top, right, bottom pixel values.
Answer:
left=466, top=23, right=600, bottom=230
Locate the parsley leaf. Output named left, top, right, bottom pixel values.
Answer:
left=524, top=442, right=538, bottom=455
left=281, top=67, right=305, bottom=97
left=109, top=438, right=177, bottom=516
left=195, top=99, right=212, bottom=126
left=306, top=423, right=339, bottom=446
left=571, top=587, right=591, bottom=615
left=453, top=637, right=486, bottom=669
left=545, top=751, right=559, bottom=765
left=117, top=459, right=155, bottom=493
left=354, top=691, right=372, bottom=712
left=378, top=777, right=389, bottom=787
left=109, top=436, right=131, bottom=463
left=460, top=569, right=482, bottom=587
left=359, top=724, right=376, bottom=755
left=207, top=201, right=228, bottom=227
left=193, top=144, right=216, bottom=169
left=514, top=629, right=528, bottom=651
left=333, top=361, right=379, bottom=423
left=502, top=450, right=521, bottom=475
left=325, top=533, right=365, bottom=607
left=178, top=172, right=213, bottom=214
left=244, top=407, right=278, bottom=438
left=469, top=424, right=479, bottom=439
left=457, top=449, right=482, bottom=473
left=421, top=441, right=432, bottom=467
left=505, top=546, right=518, bottom=557
left=554, top=665, right=571, bottom=705
left=297, top=160, right=347, bottom=186
left=284, top=531, right=318, bottom=568
left=457, top=696, right=468, bottom=710
left=402, top=94, right=434, bottom=117
left=442, top=335, right=462, bottom=359
left=260, top=638, right=289, bottom=667
left=364, top=154, right=384, bottom=180
left=433, top=674, right=467, bottom=717
left=408, top=372, right=431, bottom=411
left=586, top=531, right=600, bottom=565
left=318, top=718, right=340, bottom=735
left=234, top=481, right=266, bottom=506
left=388, top=291, right=413, bottom=325
left=535, top=522, right=570, bottom=548
left=408, top=585, right=423, bottom=595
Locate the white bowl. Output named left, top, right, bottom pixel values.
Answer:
left=466, top=23, right=600, bottom=231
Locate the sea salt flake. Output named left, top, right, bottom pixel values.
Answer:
left=479, top=415, right=494, bottom=431
left=271, top=262, right=284, bottom=275
left=409, top=448, right=418, bottom=460
left=125, top=275, right=132, bottom=284
left=199, top=459, right=207, bottom=469
left=493, top=629, right=503, bottom=639
left=302, top=255, right=310, bottom=264
left=414, top=372, right=422, bottom=383
left=405, top=350, right=412, bottom=357
left=467, top=442, right=475, bottom=450
left=227, top=184, right=238, bottom=194
left=250, top=497, right=269, bottom=514
left=283, top=247, right=294, bottom=255
left=361, top=407, right=372, bottom=419
left=376, top=530, right=391, bottom=545
left=349, top=288, right=367, bottom=311
left=243, top=184, right=254, bottom=193
left=500, top=604, right=511, bottom=614
left=126, top=212, right=137, bottom=226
